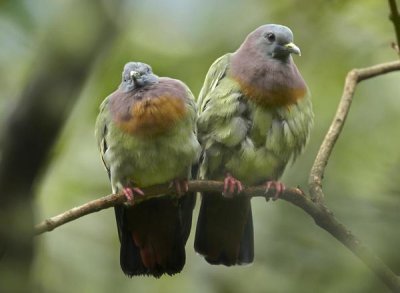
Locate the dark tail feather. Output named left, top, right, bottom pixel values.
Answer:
left=114, top=205, right=147, bottom=276
left=114, top=195, right=194, bottom=277
left=237, top=208, right=254, bottom=264
left=194, top=192, right=254, bottom=266
left=179, top=192, right=196, bottom=244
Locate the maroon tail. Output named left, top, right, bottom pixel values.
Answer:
left=115, top=194, right=195, bottom=277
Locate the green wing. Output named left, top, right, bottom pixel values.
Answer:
left=195, top=54, right=255, bottom=265
left=197, top=53, right=247, bottom=148
left=197, top=54, right=252, bottom=179
left=94, top=97, right=111, bottom=176
left=197, top=54, right=230, bottom=113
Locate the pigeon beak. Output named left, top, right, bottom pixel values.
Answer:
left=130, top=70, right=140, bottom=82
left=284, top=42, right=301, bottom=56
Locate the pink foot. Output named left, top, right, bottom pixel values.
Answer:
left=122, top=187, right=145, bottom=203
left=265, top=181, right=285, bottom=201
left=171, top=179, right=189, bottom=197
left=223, top=173, right=243, bottom=198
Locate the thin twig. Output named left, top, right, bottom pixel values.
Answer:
left=308, top=60, right=400, bottom=202
left=389, top=0, right=400, bottom=54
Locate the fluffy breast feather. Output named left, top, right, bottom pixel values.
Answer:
left=110, top=78, right=189, bottom=138
left=230, top=49, right=308, bottom=108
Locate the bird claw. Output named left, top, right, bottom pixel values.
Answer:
left=123, top=187, right=145, bottom=204
left=264, top=181, right=285, bottom=201
left=171, top=179, right=189, bottom=197
left=223, top=173, right=243, bottom=198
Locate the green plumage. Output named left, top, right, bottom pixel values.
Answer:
left=95, top=88, right=200, bottom=191
left=195, top=24, right=314, bottom=266
left=197, top=54, right=313, bottom=183
left=95, top=62, right=200, bottom=277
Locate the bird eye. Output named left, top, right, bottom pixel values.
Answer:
left=265, top=33, right=275, bottom=42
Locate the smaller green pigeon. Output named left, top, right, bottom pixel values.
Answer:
left=95, top=62, right=201, bottom=277
left=195, top=24, right=313, bottom=266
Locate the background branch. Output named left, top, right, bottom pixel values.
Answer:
left=0, top=1, right=119, bottom=291
left=389, top=0, right=400, bottom=54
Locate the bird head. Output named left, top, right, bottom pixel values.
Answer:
left=120, top=62, right=159, bottom=91
left=247, top=24, right=301, bottom=61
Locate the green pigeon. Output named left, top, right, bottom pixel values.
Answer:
left=95, top=62, right=201, bottom=277
left=194, top=24, right=313, bottom=266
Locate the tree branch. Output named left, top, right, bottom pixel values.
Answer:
left=308, top=60, right=400, bottom=202
left=389, top=0, right=400, bottom=54
left=304, top=56, right=400, bottom=292
left=34, top=180, right=291, bottom=235
left=34, top=179, right=400, bottom=291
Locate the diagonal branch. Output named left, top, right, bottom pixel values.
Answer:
left=389, top=0, right=400, bottom=54
left=308, top=60, right=400, bottom=202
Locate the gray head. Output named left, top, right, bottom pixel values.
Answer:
left=242, top=24, right=301, bottom=61
left=120, top=62, right=158, bottom=92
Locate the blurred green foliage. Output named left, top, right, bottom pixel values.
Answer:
left=1, top=0, right=399, bottom=292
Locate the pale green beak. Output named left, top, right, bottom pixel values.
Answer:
left=130, top=70, right=141, bottom=79
left=284, top=42, right=301, bottom=56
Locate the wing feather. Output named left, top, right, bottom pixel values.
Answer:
left=197, top=54, right=230, bottom=113
left=95, top=97, right=111, bottom=177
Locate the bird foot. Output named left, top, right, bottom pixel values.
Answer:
left=223, top=173, right=243, bottom=198
left=264, top=181, right=285, bottom=201
left=170, top=179, right=189, bottom=197
left=122, top=187, right=145, bottom=204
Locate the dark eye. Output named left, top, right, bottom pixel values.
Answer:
left=265, top=33, right=275, bottom=42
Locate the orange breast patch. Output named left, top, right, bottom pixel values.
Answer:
left=236, top=79, right=307, bottom=108
left=117, top=96, right=187, bottom=137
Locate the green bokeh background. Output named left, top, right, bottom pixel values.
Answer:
left=1, top=0, right=399, bottom=292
